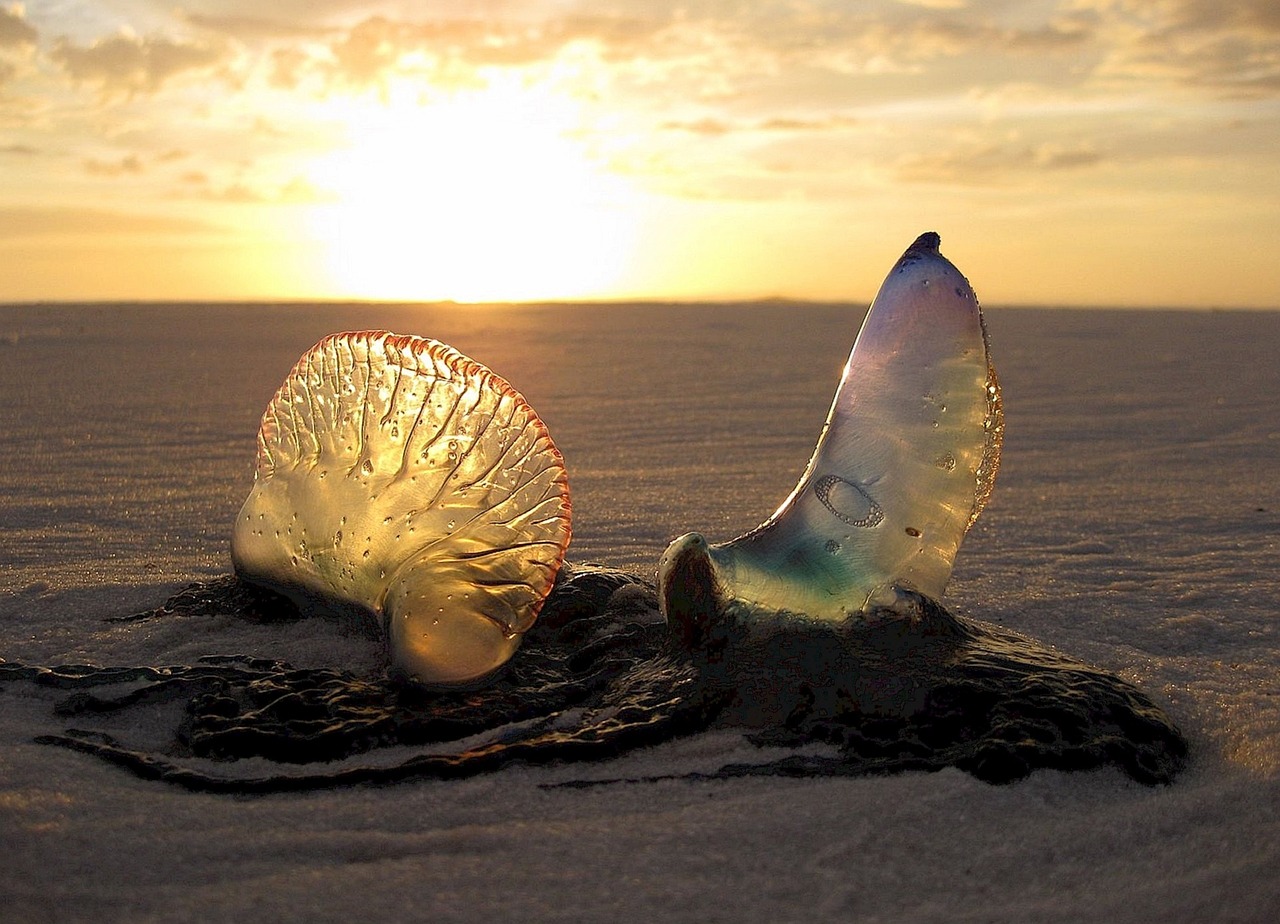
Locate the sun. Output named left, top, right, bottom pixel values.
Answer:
left=299, top=76, right=643, bottom=302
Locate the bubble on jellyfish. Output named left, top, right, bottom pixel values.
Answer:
left=659, top=231, right=1003, bottom=646
left=231, top=330, right=572, bottom=687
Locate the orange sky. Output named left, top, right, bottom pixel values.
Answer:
left=1, top=1, right=1278, bottom=307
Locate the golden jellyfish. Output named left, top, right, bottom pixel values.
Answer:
left=231, top=331, right=572, bottom=687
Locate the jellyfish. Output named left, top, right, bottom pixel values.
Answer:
left=659, top=231, right=1002, bottom=648
left=230, top=331, right=572, bottom=687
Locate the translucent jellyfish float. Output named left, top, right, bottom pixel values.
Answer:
left=660, top=231, right=1002, bottom=648
left=4, top=233, right=1189, bottom=791
left=230, top=331, right=571, bottom=687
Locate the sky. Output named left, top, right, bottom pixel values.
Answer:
left=0, top=0, right=1277, bottom=307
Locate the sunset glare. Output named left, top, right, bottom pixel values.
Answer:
left=301, top=78, right=644, bottom=301
left=2, top=1, right=1278, bottom=307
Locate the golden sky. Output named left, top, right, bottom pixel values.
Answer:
left=1, top=0, right=1277, bottom=306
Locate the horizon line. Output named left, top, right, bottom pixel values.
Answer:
left=1, top=297, right=1278, bottom=313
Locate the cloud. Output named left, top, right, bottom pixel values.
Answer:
left=325, top=15, right=418, bottom=86
left=176, top=0, right=388, bottom=28
left=268, top=46, right=310, bottom=89
left=42, top=5, right=1099, bottom=110
left=759, top=116, right=850, bottom=131
left=208, top=182, right=263, bottom=203
left=895, top=141, right=1104, bottom=185
left=84, top=154, right=144, bottom=176
left=1033, top=144, right=1105, bottom=169
left=246, top=12, right=682, bottom=91
left=0, top=206, right=218, bottom=238
left=183, top=12, right=335, bottom=41
left=661, top=117, right=732, bottom=135
left=1083, top=0, right=1280, bottom=96
left=50, top=32, right=227, bottom=96
left=661, top=115, right=859, bottom=135
left=27, top=1, right=1280, bottom=112
left=1149, top=0, right=1280, bottom=35
left=80, top=151, right=191, bottom=177
left=263, top=6, right=1094, bottom=110
left=0, top=5, right=35, bottom=86
left=817, top=17, right=1094, bottom=69
left=0, top=6, right=36, bottom=48
left=191, top=176, right=336, bottom=205
left=278, top=175, right=336, bottom=203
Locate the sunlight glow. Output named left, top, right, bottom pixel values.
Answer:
left=301, top=76, right=644, bottom=302
left=2, top=2, right=1278, bottom=306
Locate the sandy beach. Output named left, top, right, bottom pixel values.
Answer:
left=2, top=301, right=1278, bottom=922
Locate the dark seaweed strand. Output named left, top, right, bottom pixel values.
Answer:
left=8, top=568, right=1188, bottom=792
left=31, top=649, right=718, bottom=795
left=9, top=568, right=717, bottom=793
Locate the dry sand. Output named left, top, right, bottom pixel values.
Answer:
left=1, top=302, right=1278, bottom=922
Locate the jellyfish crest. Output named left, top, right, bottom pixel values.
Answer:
left=669, top=232, right=1001, bottom=626
left=231, top=330, right=572, bottom=686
